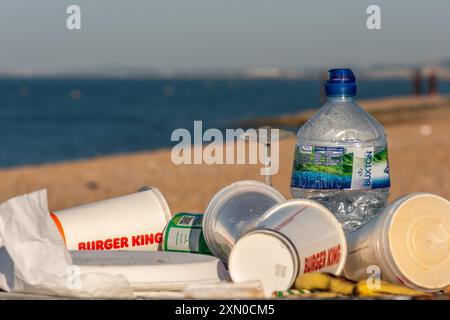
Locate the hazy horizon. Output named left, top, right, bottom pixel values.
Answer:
left=1, top=0, right=450, bottom=73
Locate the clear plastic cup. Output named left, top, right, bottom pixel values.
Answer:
left=228, top=199, right=347, bottom=296
left=343, top=193, right=450, bottom=292
left=202, top=180, right=285, bottom=262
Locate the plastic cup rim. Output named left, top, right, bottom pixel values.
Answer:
left=148, top=186, right=172, bottom=223
left=202, top=180, right=285, bottom=261
left=229, top=229, right=299, bottom=291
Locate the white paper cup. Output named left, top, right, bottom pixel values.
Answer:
left=229, top=199, right=347, bottom=296
left=343, top=193, right=450, bottom=292
left=51, top=187, right=171, bottom=251
left=203, top=180, right=285, bottom=262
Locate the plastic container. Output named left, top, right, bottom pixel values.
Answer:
left=51, top=187, right=171, bottom=251
left=203, top=180, right=285, bottom=262
left=343, top=193, right=450, bottom=292
left=290, top=68, right=390, bottom=232
left=229, top=199, right=347, bottom=296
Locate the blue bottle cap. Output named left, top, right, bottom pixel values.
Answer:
left=324, top=68, right=357, bottom=97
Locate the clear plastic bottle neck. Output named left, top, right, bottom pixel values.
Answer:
left=327, top=95, right=355, bottom=102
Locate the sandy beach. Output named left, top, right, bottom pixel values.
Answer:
left=0, top=95, right=449, bottom=214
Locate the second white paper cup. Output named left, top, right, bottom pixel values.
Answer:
left=229, top=199, right=347, bottom=295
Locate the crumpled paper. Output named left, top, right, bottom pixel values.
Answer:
left=0, top=190, right=133, bottom=298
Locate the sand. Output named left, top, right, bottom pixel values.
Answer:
left=0, top=96, right=449, bottom=213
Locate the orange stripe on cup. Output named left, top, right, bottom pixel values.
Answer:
left=50, top=212, right=67, bottom=246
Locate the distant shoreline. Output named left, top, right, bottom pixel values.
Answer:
left=1, top=66, right=450, bottom=81
left=240, top=95, right=450, bottom=128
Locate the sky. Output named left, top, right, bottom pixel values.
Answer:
left=0, top=0, right=449, bottom=72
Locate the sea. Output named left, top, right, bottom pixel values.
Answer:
left=1, top=78, right=449, bottom=168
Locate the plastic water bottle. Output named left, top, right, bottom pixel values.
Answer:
left=290, top=68, right=390, bottom=232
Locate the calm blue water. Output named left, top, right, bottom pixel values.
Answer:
left=1, top=78, right=449, bottom=168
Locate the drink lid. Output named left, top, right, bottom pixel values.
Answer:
left=203, top=180, right=285, bottom=262
left=384, top=193, right=450, bottom=291
left=228, top=230, right=298, bottom=296
left=324, top=68, right=357, bottom=97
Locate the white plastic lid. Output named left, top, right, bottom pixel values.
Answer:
left=71, top=251, right=229, bottom=290
left=228, top=230, right=298, bottom=296
left=385, top=193, right=450, bottom=291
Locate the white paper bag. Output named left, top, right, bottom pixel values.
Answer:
left=0, top=190, right=133, bottom=298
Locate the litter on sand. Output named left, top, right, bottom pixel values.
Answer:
left=0, top=68, right=449, bottom=300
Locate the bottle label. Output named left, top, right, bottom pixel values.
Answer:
left=163, top=213, right=212, bottom=255
left=290, top=145, right=390, bottom=190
